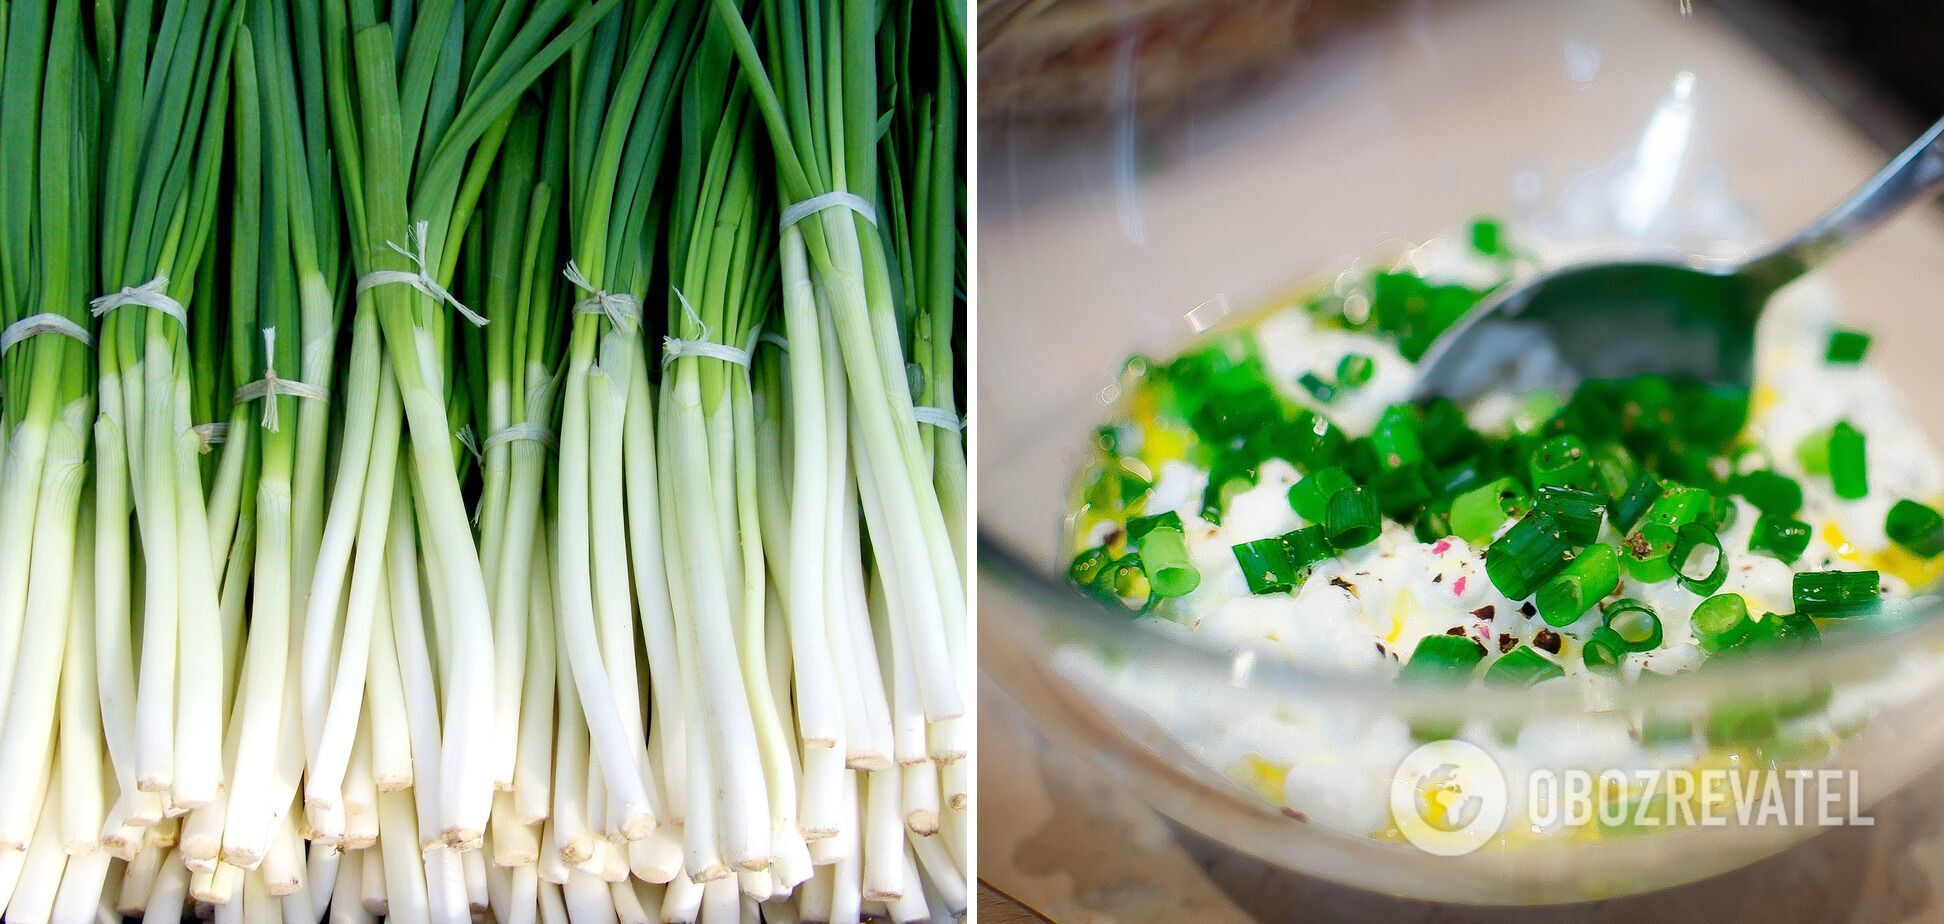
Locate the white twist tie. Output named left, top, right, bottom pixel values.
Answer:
left=356, top=220, right=487, bottom=327
left=232, top=328, right=329, bottom=432
left=0, top=313, right=92, bottom=355
left=562, top=261, right=642, bottom=329
left=758, top=332, right=790, bottom=352
left=661, top=287, right=752, bottom=369
left=482, top=423, right=559, bottom=453
left=90, top=275, right=187, bottom=328
left=192, top=423, right=229, bottom=454
left=914, top=406, right=964, bottom=432
left=779, top=191, right=879, bottom=230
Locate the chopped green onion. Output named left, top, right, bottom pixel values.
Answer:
left=1125, top=510, right=1184, bottom=542
left=1747, top=611, right=1820, bottom=648
left=1534, top=484, right=1608, bottom=531
left=1671, top=522, right=1728, bottom=596
left=1623, top=524, right=1677, bottom=583
left=1792, top=569, right=1881, bottom=617
left=1535, top=543, right=1620, bottom=627
left=1825, top=328, right=1871, bottom=364
left=1797, top=426, right=1833, bottom=475
left=1485, top=504, right=1599, bottom=600
left=1231, top=526, right=1331, bottom=595
left=1136, top=526, right=1200, bottom=598
left=1643, top=483, right=1713, bottom=532
left=1324, top=486, right=1382, bottom=550
left=1609, top=472, right=1663, bottom=533
left=1287, top=467, right=1354, bottom=522
left=1529, top=434, right=1595, bottom=491
left=1582, top=627, right=1628, bottom=674
left=1370, top=404, right=1425, bottom=471
left=1299, top=371, right=1337, bottom=404
left=1731, top=469, right=1802, bottom=517
left=1484, top=646, right=1565, bottom=687
left=1450, top=477, right=1528, bottom=545
left=1829, top=421, right=1868, bottom=499
left=1886, top=499, right=1944, bottom=557
left=1602, top=598, right=1664, bottom=651
left=1692, top=593, right=1752, bottom=653
left=1470, top=217, right=1504, bottom=256
left=1417, top=398, right=1479, bottom=463
left=1069, top=547, right=1110, bottom=587
left=1336, top=353, right=1375, bottom=389
left=1399, top=634, right=1485, bottom=683
left=1748, top=513, right=1812, bottom=563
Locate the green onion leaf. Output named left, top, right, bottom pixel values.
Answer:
left=1829, top=421, right=1868, bottom=500
left=1324, top=485, right=1382, bottom=550
left=1730, top=469, right=1802, bottom=517
left=1298, top=371, right=1337, bottom=404
left=1529, top=434, right=1595, bottom=491
left=1610, top=472, right=1663, bottom=533
left=1886, top=499, right=1944, bottom=557
left=1484, top=646, right=1565, bottom=687
left=1136, top=526, right=1200, bottom=598
left=1792, top=569, right=1880, bottom=617
left=1485, top=503, right=1599, bottom=600
left=1336, top=353, right=1375, bottom=389
left=1601, top=598, right=1664, bottom=652
left=1692, top=593, right=1752, bottom=653
left=1671, top=522, right=1727, bottom=596
left=1582, top=627, right=1628, bottom=674
left=1399, top=634, right=1485, bottom=683
left=1535, top=543, right=1620, bottom=627
left=1449, top=476, right=1528, bottom=546
left=1748, top=513, right=1812, bottom=563
left=1825, top=328, right=1871, bottom=364
left=1287, top=467, right=1353, bottom=523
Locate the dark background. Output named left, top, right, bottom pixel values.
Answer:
left=1718, top=0, right=1944, bottom=150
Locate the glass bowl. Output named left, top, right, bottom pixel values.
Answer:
left=977, top=0, right=1944, bottom=907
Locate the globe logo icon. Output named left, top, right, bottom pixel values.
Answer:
left=1391, top=740, right=1507, bottom=856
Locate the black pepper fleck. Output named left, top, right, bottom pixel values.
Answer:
left=1519, top=601, right=1537, bottom=617
left=1498, top=634, right=1519, bottom=653
left=1432, top=573, right=1444, bottom=584
left=1532, top=628, right=1561, bottom=654
left=1330, top=576, right=1356, bottom=595
left=1470, top=605, right=1495, bottom=620
left=1445, top=626, right=1466, bottom=637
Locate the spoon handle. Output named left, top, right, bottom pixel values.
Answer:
left=1739, top=115, right=1944, bottom=300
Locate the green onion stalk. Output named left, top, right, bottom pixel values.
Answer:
left=473, top=96, right=568, bottom=871
left=90, top=0, right=242, bottom=819
left=0, top=0, right=101, bottom=854
left=714, top=0, right=966, bottom=766
left=657, top=25, right=778, bottom=880
left=547, top=0, right=692, bottom=868
left=301, top=0, right=618, bottom=854
left=880, top=0, right=969, bottom=816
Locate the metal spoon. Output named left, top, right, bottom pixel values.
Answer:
left=1411, top=116, right=1944, bottom=402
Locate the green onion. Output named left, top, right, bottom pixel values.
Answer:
left=1529, top=434, right=1594, bottom=491
left=1470, top=217, right=1504, bottom=256
left=1829, top=421, right=1868, bottom=499
left=1449, top=476, right=1527, bottom=545
left=1485, top=503, right=1599, bottom=600
left=1730, top=469, right=1801, bottom=517
left=1070, top=547, right=1110, bottom=587
left=1370, top=404, right=1424, bottom=471
left=1298, top=371, right=1337, bottom=404
left=1231, top=526, right=1330, bottom=595
left=1582, top=627, right=1628, bottom=674
left=1692, top=593, right=1752, bottom=653
left=1287, top=467, right=1353, bottom=523
left=1399, top=634, right=1485, bottom=683
left=1748, top=513, right=1813, bottom=563
left=1792, top=569, right=1881, bottom=617
left=1126, top=510, right=1184, bottom=541
left=1609, top=471, right=1663, bottom=533
left=1825, top=328, right=1871, bottom=364
left=1797, top=426, right=1833, bottom=474
left=1671, top=522, right=1728, bottom=596
left=1601, top=598, right=1663, bottom=651
left=1324, top=486, right=1382, bottom=550
left=1485, top=646, right=1565, bottom=687
left=1136, top=525, right=1200, bottom=597
left=1535, top=543, right=1619, bottom=627
left=1623, top=524, right=1677, bottom=582
left=1886, top=499, right=1944, bottom=557
left=1336, top=353, right=1375, bottom=389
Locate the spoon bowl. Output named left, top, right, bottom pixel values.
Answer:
left=1412, top=116, right=1944, bottom=403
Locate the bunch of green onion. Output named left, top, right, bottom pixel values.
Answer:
left=0, top=0, right=968, bottom=920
